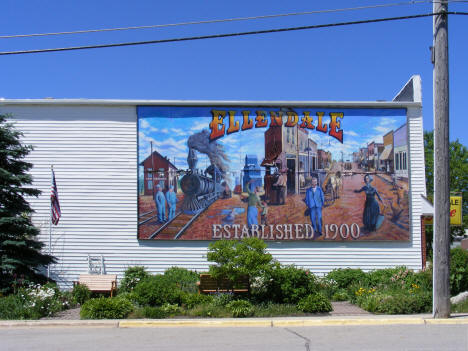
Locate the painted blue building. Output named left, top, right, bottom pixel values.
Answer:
left=242, top=154, right=263, bottom=191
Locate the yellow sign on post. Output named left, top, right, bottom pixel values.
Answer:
left=450, top=196, right=463, bottom=226
left=422, top=196, right=463, bottom=226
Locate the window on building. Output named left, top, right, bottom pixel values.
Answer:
left=147, top=180, right=153, bottom=190
left=395, top=152, right=408, bottom=171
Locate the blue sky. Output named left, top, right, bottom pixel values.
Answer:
left=2, top=1, right=467, bottom=146
left=137, top=107, right=407, bottom=174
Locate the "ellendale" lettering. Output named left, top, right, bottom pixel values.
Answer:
left=208, top=109, right=344, bottom=143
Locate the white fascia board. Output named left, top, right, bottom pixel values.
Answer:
left=0, top=98, right=421, bottom=109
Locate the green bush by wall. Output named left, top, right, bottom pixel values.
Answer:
left=133, top=275, right=180, bottom=307
left=80, top=297, right=133, bottom=319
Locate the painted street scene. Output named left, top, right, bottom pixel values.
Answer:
left=137, top=106, right=410, bottom=241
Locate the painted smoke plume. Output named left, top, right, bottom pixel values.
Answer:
left=187, top=129, right=231, bottom=185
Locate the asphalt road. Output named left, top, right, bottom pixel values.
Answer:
left=1, top=324, right=467, bottom=351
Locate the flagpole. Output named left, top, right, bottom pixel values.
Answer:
left=48, top=165, right=53, bottom=278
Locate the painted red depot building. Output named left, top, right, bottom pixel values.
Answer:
left=140, top=151, right=178, bottom=195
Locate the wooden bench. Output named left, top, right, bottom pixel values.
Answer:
left=197, top=274, right=250, bottom=294
left=74, top=274, right=117, bottom=297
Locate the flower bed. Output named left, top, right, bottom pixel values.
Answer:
left=2, top=240, right=467, bottom=320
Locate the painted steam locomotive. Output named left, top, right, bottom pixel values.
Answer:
left=180, top=148, right=223, bottom=214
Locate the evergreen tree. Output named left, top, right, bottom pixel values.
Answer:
left=0, top=114, right=55, bottom=294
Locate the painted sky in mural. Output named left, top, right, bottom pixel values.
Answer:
left=137, top=106, right=409, bottom=241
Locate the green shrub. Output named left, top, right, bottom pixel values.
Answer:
left=326, top=268, right=367, bottom=290
left=297, top=293, right=332, bottom=313
left=140, top=306, right=167, bottom=319
left=0, top=294, right=36, bottom=319
left=212, top=293, right=234, bottom=307
left=366, top=267, right=409, bottom=287
left=119, top=266, right=150, bottom=292
left=80, top=297, right=134, bottom=319
left=164, top=267, right=199, bottom=293
left=60, top=290, right=77, bottom=310
left=257, top=264, right=318, bottom=304
left=331, top=289, right=349, bottom=301
left=160, top=303, right=180, bottom=315
left=451, top=298, right=468, bottom=313
left=316, top=276, right=339, bottom=299
left=357, top=291, right=432, bottom=314
left=133, top=275, right=180, bottom=306
left=184, top=303, right=230, bottom=318
left=115, top=291, right=138, bottom=304
left=226, top=299, right=254, bottom=318
left=450, top=248, right=468, bottom=296
left=72, top=284, right=91, bottom=305
left=181, top=292, right=214, bottom=309
left=252, top=303, right=304, bottom=317
left=207, top=237, right=273, bottom=286
left=14, top=283, right=68, bottom=319
left=406, top=268, right=432, bottom=291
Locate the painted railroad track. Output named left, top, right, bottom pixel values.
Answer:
left=148, top=211, right=203, bottom=240
left=138, top=210, right=157, bottom=226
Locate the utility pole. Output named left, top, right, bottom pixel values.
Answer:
left=432, top=0, right=450, bottom=318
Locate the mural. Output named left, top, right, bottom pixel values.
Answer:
left=137, top=106, right=409, bottom=241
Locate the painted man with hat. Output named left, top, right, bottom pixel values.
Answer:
left=273, top=167, right=288, bottom=205
left=305, top=176, right=324, bottom=237
left=154, top=184, right=167, bottom=223
left=165, top=185, right=177, bottom=220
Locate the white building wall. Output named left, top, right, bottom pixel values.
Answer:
left=0, top=102, right=425, bottom=289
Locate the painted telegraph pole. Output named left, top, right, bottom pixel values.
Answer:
left=432, top=0, right=450, bottom=318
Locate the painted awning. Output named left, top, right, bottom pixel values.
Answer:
left=380, top=144, right=393, bottom=161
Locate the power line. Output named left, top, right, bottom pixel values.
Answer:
left=1, top=0, right=466, bottom=39
left=1, top=12, right=467, bottom=56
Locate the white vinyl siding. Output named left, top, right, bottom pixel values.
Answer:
left=0, top=102, right=425, bottom=288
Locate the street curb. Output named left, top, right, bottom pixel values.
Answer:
left=272, top=318, right=426, bottom=327
left=119, top=319, right=273, bottom=328
left=1, top=317, right=468, bottom=328
left=0, top=320, right=119, bottom=328
left=425, top=318, right=468, bottom=325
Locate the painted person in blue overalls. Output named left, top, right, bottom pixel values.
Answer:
left=305, top=176, right=325, bottom=237
left=154, top=184, right=166, bottom=223
left=165, top=185, right=177, bottom=220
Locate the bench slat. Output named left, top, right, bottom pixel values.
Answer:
left=198, top=274, right=249, bottom=294
left=76, top=274, right=117, bottom=297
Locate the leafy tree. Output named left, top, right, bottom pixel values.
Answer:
left=424, top=131, right=468, bottom=255
left=207, top=237, right=274, bottom=287
left=0, top=114, right=55, bottom=294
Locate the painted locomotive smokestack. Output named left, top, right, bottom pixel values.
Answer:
left=187, top=148, right=198, bottom=170
left=187, top=129, right=231, bottom=185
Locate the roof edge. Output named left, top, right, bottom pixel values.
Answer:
left=0, top=98, right=421, bottom=108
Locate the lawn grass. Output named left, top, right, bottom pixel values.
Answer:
left=252, top=303, right=307, bottom=317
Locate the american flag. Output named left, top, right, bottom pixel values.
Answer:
left=51, top=169, right=61, bottom=225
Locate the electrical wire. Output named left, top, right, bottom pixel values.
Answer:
left=1, top=0, right=467, bottom=39
left=0, top=12, right=466, bottom=56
